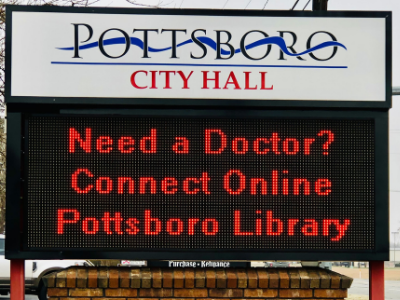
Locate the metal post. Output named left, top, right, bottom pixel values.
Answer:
left=10, top=260, right=25, bottom=300
left=392, top=232, right=399, bottom=267
left=369, top=261, right=384, bottom=300
left=313, top=0, right=328, bottom=11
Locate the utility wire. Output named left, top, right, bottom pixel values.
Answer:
left=291, top=0, right=300, bottom=10
left=262, top=0, right=269, bottom=10
left=245, top=0, right=252, bottom=9
left=303, top=0, right=311, bottom=10
left=222, top=0, right=229, bottom=9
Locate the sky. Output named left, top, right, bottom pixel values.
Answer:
left=90, top=0, right=400, bottom=244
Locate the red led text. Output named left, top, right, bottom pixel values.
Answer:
left=69, top=127, right=334, bottom=156
left=71, top=168, right=330, bottom=196
left=57, top=209, right=218, bottom=236
left=57, top=209, right=350, bottom=241
left=234, top=210, right=350, bottom=241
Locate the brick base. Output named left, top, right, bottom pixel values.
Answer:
left=43, top=267, right=353, bottom=300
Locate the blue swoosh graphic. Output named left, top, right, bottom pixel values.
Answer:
left=57, top=36, right=346, bottom=56
left=51, top=61, right=347, bottom=69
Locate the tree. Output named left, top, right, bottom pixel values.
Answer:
left=0, top=0, right=104, bottom=233
left=125, top=0, right=172, bottom=8
left=0, top=0, right=167, bottom=233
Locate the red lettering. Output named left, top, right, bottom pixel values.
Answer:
left=232, top=137, right=248, bottom=154
left=161, top=178, right=178, bottom=194
left=256, top=210, right=262, bottom=235
left=71, top=168, right=94, bottom=194
left=200, top=172, right=211, bottom=195
left=288, top=219, right=299, bottom=236
left=172, top=137, right=189, bottom=154
left=294, top=178, right=310, bottom=195
left=282, top=170, right=289, bottom=195
left=318, top=130, right=335, bottom=156
left=69, top=128, right=91, bottom=153
left=82, top=217, right=99, bottom=235
left=96, top=136, right=113, bottom=153
left=282, top=138, right=299, bottom=155
left=223, top=170, right=246, bottom=195
left=117, top=177, right=135, bottom=194
left=244, top=72, right=257, bottom=90
left=177, top=70, right=193, bottom=89
left=271, top=133, right=281, bottom=154
left=234, top=211, right=253, bottom=235
left=250, top=178, right=267, bottom=195
left=183, top=177, right=200, bottom=195
left=254, top=138, right=270, bottom=154
left=144, top=210, right=162, bottom=235
left=272, top=170, right=278, bottom=195
left=57, top=209, right=80, bottom=234
left=139, top=177, right=157, bottom=194
left=205, top=129, right=227, bottom=154
left=303, top=138, right=315, bottom=155
left=302, top=219, right=319, bottom=236
left=188, top=218, right=200, bottom=235
left=323, top=219, right=351, bottom=241
left=266, top=211, right=283, bottom=236
left=166, top=218, right=184, bottom=235
left=223, top=71, right=241, bottom=89
left=96, top=177, right=113, bottom=194
left=118, top=137, right=135, bottom=153
left=159, top=71, right=176, bottom=89
left=130, top=70, right=148, bottom=89
left=260, top=71, right=273, bottom=90
left=126, top=218, right=140, bottom=235
left=202, top=71, right=220, bottom=89
left=139, top=129, right=157, bottom=154
left=113, top=213, right=124, bottom=234
left=315, top=179, right=332, bottom=196
left=101, top=212, right=123, bottom=235
left=202, top=219, right=219, bottom=235
left=150, top=70, right=157, bottom=89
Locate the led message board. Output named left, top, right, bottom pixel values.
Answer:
left=5, top=6, right=389, bottom=261
left=20, top=114, right=379, bottom=258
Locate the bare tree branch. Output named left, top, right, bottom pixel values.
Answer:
left=0, top=0, right=107, bottom=234
left=0, top=0, right=169, bottom=235
left=125, top=0, right=171, bottom=8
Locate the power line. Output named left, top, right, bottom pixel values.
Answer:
left=291, top=0, right=301, bottom=10
left=303, top=0, right=311, bottom=10
left=245, top=0, right=252, bottom=9
left=222, top=0, right=229, bottom=9
left=262, top=0, right=270, bottom=10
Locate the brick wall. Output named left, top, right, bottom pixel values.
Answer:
left=43, top=267, right=353, bottom=300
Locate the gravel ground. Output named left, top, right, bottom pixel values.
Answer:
left=346, top=296, right=368, bottom=300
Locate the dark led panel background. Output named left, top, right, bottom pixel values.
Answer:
left=26, top=116, right=374, bottom=250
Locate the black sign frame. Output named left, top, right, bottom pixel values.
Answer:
left=5, top=5, right=392, bottom=109
left=5, top=107, right=389, bottom=261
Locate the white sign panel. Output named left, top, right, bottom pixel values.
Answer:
left=8, top=8, right=390, bottom=103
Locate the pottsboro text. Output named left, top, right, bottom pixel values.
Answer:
left=57, top=209, right=350, bottom=241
